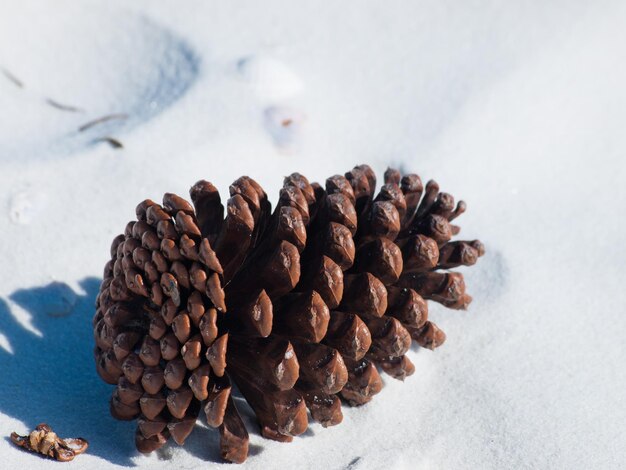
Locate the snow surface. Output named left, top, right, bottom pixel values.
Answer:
left=1, top=0, right=625, bottom=469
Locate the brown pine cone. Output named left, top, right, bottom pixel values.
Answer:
left=93, top=165, right=483, bottom=463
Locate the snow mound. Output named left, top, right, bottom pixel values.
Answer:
left=0, top=1, right=198, bottom=160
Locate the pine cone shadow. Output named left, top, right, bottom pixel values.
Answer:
left=168, top=423, right=222, bottom=463
left=470, top=248, right=508, bottom=305
left=0, top=277, right=137, bottom=466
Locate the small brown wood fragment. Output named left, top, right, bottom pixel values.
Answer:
left=10, top=424, right=88, bottom=462
left=94, top=137, right=124, bottom=149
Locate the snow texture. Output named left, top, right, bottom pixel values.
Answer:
left=0, top=1, right=625, bottom=469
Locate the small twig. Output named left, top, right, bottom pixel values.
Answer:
left=345, top=457, right=362, bottom=470
left=1, top=67, right=23, bottom=88
left=46, top=98, right=83, bottom=113
left=78, top=113, right=128, bottom=132
left=94, top=136, right=124, bottom=149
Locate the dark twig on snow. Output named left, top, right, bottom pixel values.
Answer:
left=78, top=113, right=128, bottom=132
left=1, top=67, right=24, bottom=88
left=94, top=137, right=124, bottom=149
left=46, top=98, right=83, bottom=113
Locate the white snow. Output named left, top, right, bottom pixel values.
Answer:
left=237, top=55, right=304, bottom=101
left=1, top=1, right=625, bottom=469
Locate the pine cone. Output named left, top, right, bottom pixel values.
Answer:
left=93, top=164, right=483, bottom=463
